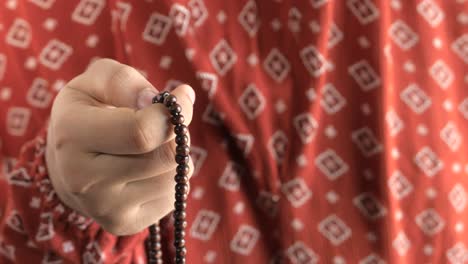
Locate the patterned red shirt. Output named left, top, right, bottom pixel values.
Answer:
left=1, top=0, right=468, bottom=263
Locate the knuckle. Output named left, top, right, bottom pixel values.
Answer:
left=86, top=58, right=117, bottom=78
left=84, top=194, right=109, bottom=218
left=59, top=159, right=94, bottom=196
left=52, top=112, right=75, bottom=150
left=68, top=181, right=110, bottom=216
left=108, top=64, right=139, bottom=87
left=64, top=174, right=88, bottom=195
left=98, top=211, right=133, bottom=236
left=88, top=58, right=116, bottom=70
left=52, top=132, right=70, bottom=151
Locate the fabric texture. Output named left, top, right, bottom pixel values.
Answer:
left=1, top=0, right=468, bottom=263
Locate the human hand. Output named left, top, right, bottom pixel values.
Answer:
left=45, top=59, right=195, bottom=235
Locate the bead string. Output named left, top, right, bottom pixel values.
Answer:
left=147, top=91, right=189, bottom=264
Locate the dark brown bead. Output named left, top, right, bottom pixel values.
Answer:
left=171, top=115, right=185, bottom=125
left=170, top=103, right=182, bottom=115
left=175, top=226, right=185, bottom=233
left=174, top=239, right=185, bottom=247
left=175, top=257, right=185, bottom=264
left=148, top=224, right=162, bottom=263
left=175, top=201, right=187, bottom=210
left=174, top=210, right=187, bottom=220
left=175, top=192, right=188, bottom=200
left=174, top=220, right=187, bottom=228
left=149, top=228, right=158, bottom=235
left=152, top=94, right=163, bottom=104
left=175, top=135, right=188, bottom=145
left=164, top=95, right=177, bottom=107
left=175, top=174, right=189, bottom=183
left=161, top=91, right=170, bottom=98
left=149, top=241, right=159, bottom=248
left=175, top=154, right=189, bottom=164
left=175, top=183, right=189, bottom=194
left=176, top=164, right=189, bottom=175
left=176, top=247, right=187, bottom=257
left=174, top=215, right=185, bottom=222
left=175, top=231, right=186, bottom=240
left=152, top=238, right=160, bottom=243
left=176, top=145, right=190, bottom=155
left=174, top=124, right=188, bottom=135
left=174, top=201, right=187, bottom=208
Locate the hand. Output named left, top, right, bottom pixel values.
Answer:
left=45, top=59, right=195, bottom=235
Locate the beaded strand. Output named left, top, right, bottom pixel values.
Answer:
left=147, top=91, right=189, bottom=264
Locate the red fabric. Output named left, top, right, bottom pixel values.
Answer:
left=1, top=0, right=468, bottom=263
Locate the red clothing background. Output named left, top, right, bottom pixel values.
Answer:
left=1, top=0, right=468, bottom=263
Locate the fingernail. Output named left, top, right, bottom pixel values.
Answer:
left=186, top=87, right=196, bottom=105
left=137, top=88, right=158, bottom=109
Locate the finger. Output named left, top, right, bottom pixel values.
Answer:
left=120, top=157, right=194, bottom=203
left=77, top=155, right=191, bottom=220
left=67, top=58, right=158, bottom=108
left=91, top=135, right=192, bottom=183
left=97, top=162, right=193, bottom=235
left=94, top=138, right=194, bottom=183
left=59, top=85, right=194, bottom=154
left=102, top=194, right=174, bottom=235
left=132, top=165, right=193, bottom=233
left=83, top=158, right=193, bottom=236
left=133, top=195, right=175, bottom=234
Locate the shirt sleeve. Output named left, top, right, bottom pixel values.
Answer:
left=1, top=124, right=150, bottom=263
